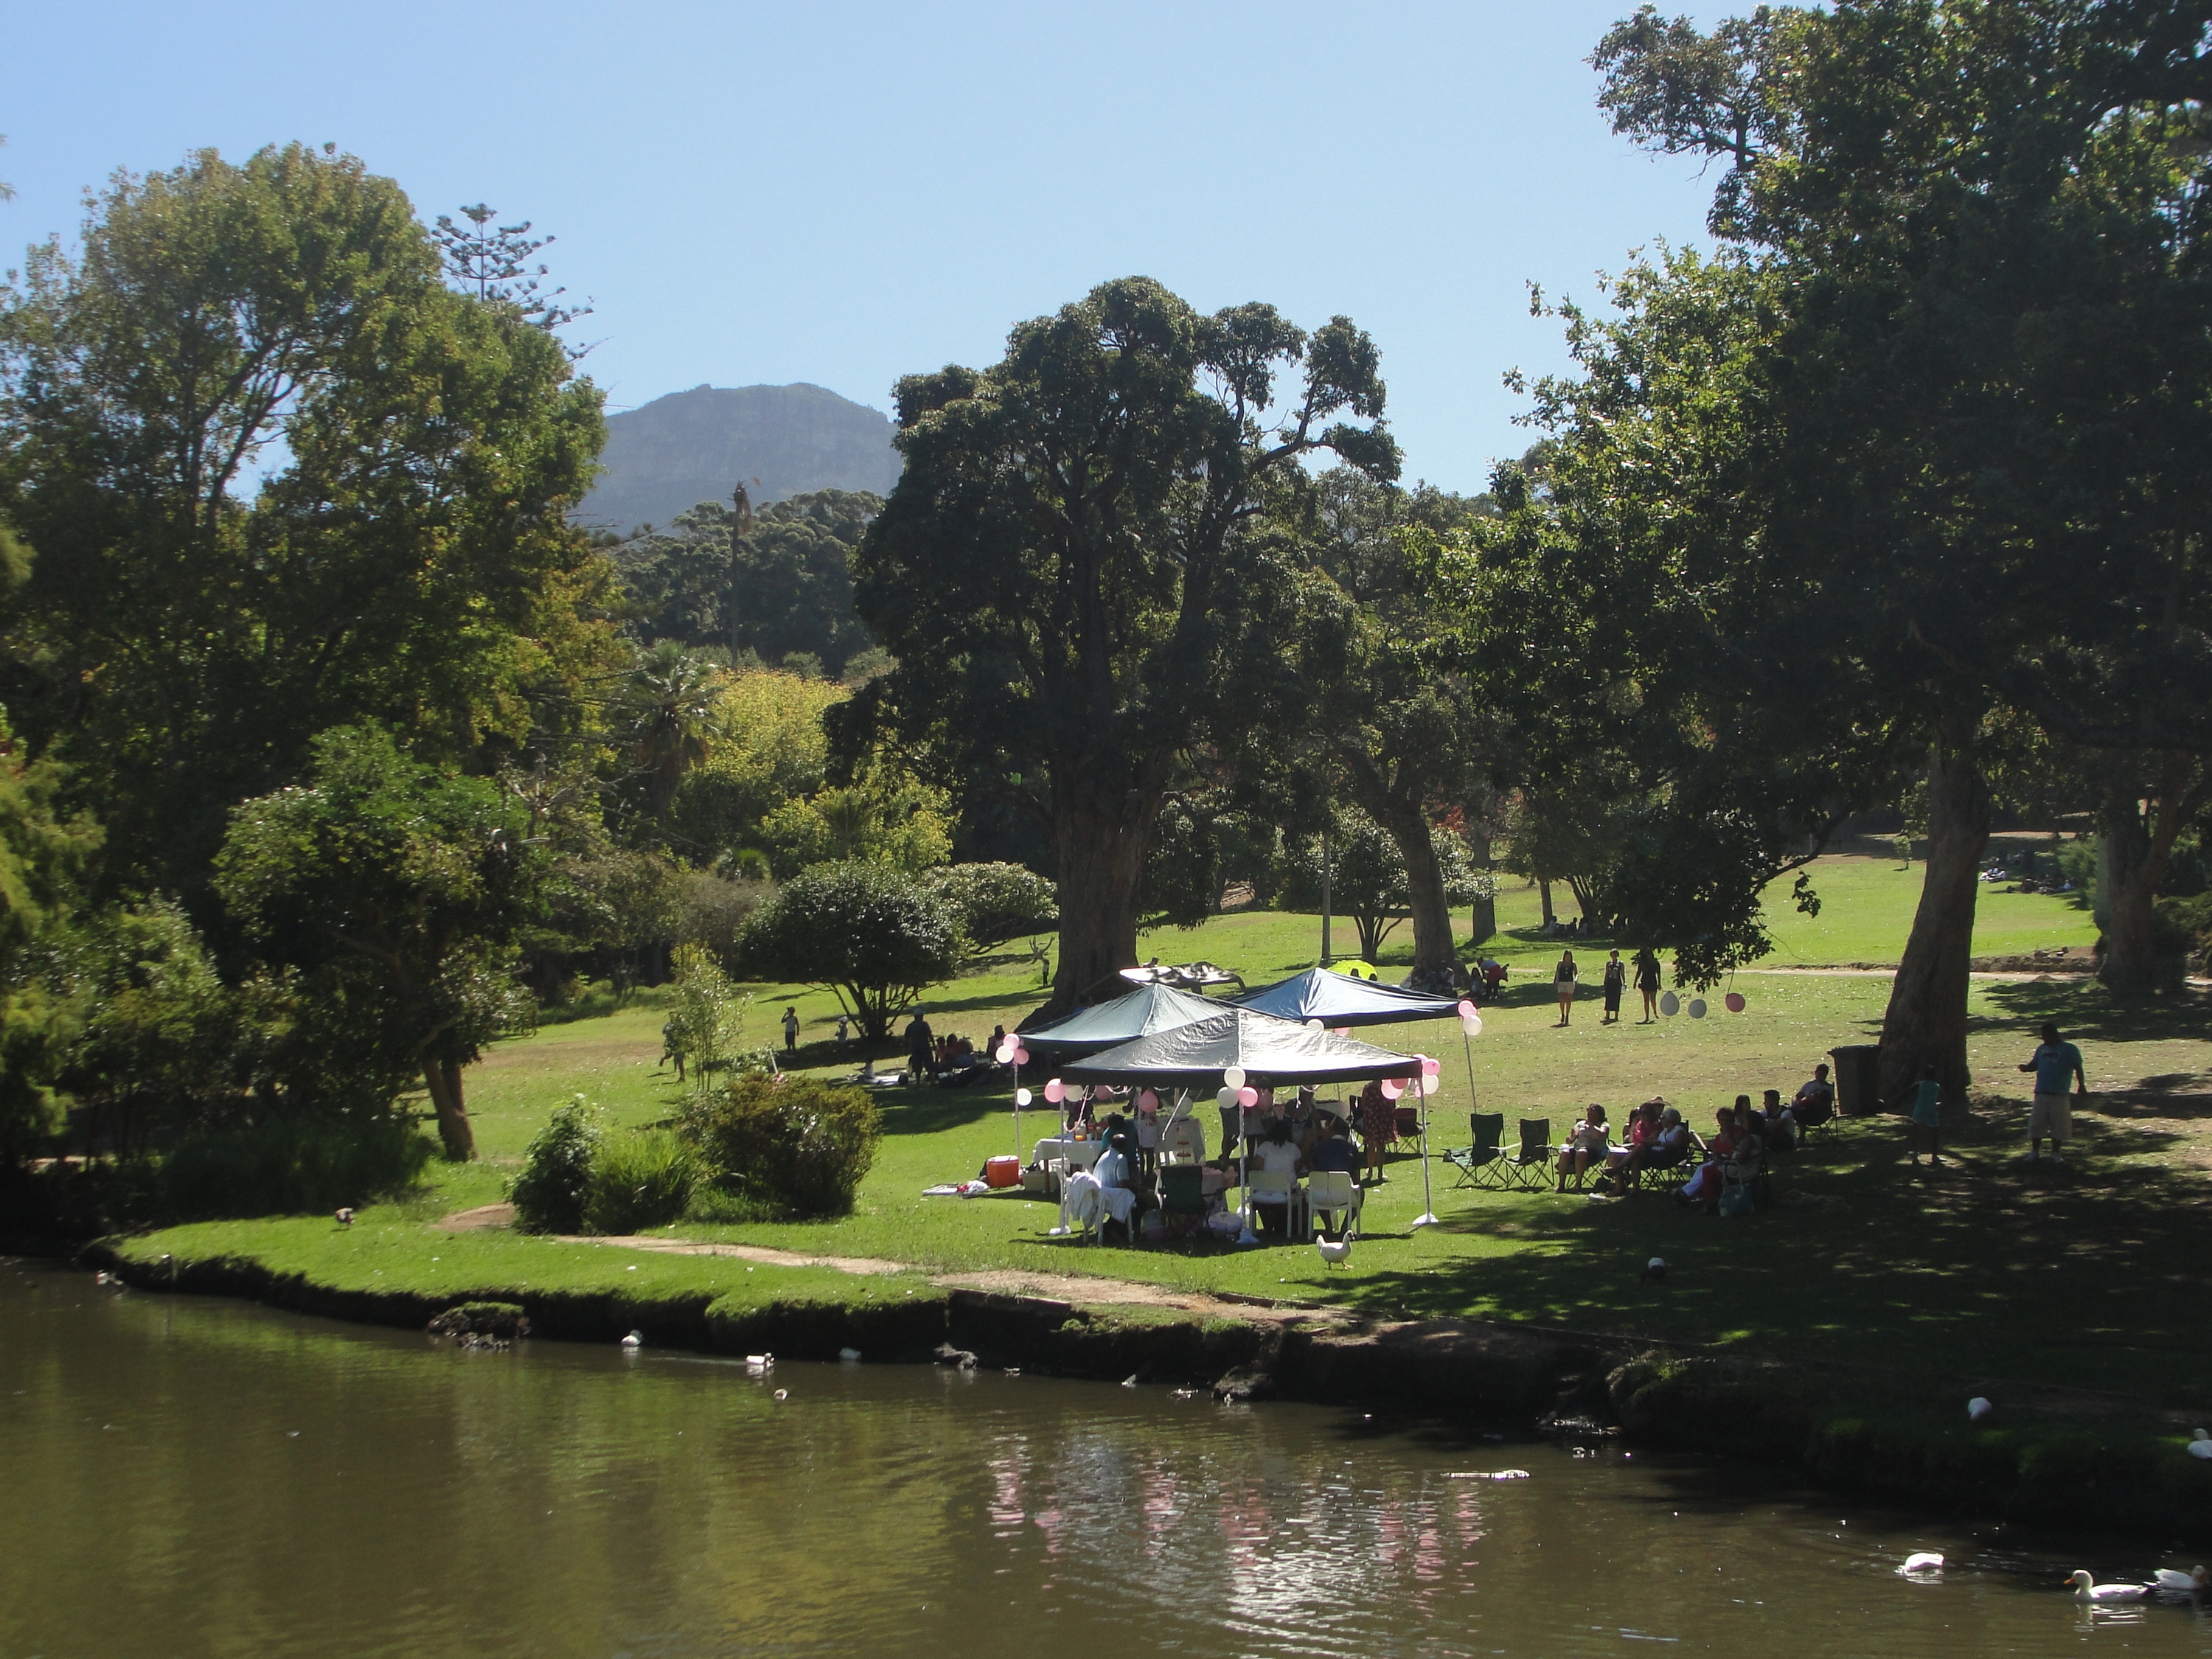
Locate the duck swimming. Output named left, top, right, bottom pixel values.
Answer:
left=2152, top=1565, right=2208, bottom=1595
left=2068, top=1571, right=2148, bottom=1603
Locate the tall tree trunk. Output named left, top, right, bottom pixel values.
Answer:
left=1538, top=879, right=1556, bottom=930
left=1878, top=719, right=1989, bottom=1108
left=1046, top=772, right=1158, bottom=1016
left=2098, top=758, right=2205, bottom=992
left=1464, top=819, right=1497, bottom=946
left=1374, top=798, right=1455, bottom=971
left=424, top=1060, right=476, bottom=1161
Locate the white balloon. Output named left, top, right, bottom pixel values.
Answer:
left=1305, top=1018, right=1324, bottom=1032
left=1686, top=998, right=1708, bottom=1020
left=1218, top=1086, right=1239, bottom=1109
left=1223, top=1065, right=1247, bottom=1090
left=1461, top=1014, right=1484, bottom=1037
left=1658, top=990, right=1680, bottom=1017
left=1014, top=1088, right=1032, bottom=1107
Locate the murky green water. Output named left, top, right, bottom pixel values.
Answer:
left=2, top=1259, right=2205, bottom=1659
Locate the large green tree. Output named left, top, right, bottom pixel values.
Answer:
left=0, top=144, right=613, bottom=895
left=1577, top=1, right=2212, bottom=1091
left=215, top=726, right=546, bottom=1160
left=846, top=276, right=1395, bottom=1012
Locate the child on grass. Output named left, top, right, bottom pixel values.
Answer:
left=1910, top=1062, right=1944, bottom=1166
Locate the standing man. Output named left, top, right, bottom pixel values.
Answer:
left=781, top=1004, right=800, bottom=1055
left=1601, top=950, right=1627, bottom=1025
left=2017, top=1021, right=2087, bottom=1165
left=905, top=1007, right=935, bottom=1085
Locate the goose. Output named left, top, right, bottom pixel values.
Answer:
left=2152, top=1565, right=2208, bottom=1595
left=1898, top=1553, right=1944, bottom=1576
left=1315, top=1237, right=1352, bottom=1267
left=2189, top=1429, right=2212, bottom=1461
left=2068, top=1571, right=2149, bottom=1604
left=619, top=1329, right=643, bottom=1350
left=334, top=1208, right=354, bottom=1227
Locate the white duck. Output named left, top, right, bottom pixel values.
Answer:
left=1315, top=1237, right=1352, bottom=1267
left=619, top=1329, right=643, bottom=1350
left=1898, top=1552, right=1944, bottom=1576
left=2152, top=1565, right=2208, bottom=1595
left=2069, top=1570, right=2148, bottom=1604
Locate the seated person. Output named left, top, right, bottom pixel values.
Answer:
left=1792, top=1063, right=1836, bottom=1127
left=1600, top=1100, right=1661, bottom=1187
left=1760, top=1088, right=1796, bottom=1152
left=1555, top=1103, right=1611, bottom=1191
left=1248, top=1119, right=1304, bottom=1238
left=1677, top=1107, right=1740, bottom=1207
left=1611, top=1106, right=1696, bottom=1192
left=1307, top=1113, right=1362, bottom=1175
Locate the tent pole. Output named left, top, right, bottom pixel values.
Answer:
left=1411, top=1057, right=1440, bottom=1228
left=1012, top=1060, right=1021, bottom=1161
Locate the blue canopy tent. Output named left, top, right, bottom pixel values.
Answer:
left=1020, top=983, right=1229, bottom=1060
left=1231, top=967, right=1461, bottom=1029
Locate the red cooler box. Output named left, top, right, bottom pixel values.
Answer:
left=984, top=1155, right=1021, bottom=1189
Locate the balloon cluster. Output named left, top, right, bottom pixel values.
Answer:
left=995, top=1037, right=1030, bottom=1066
left=1456, top=998, right=1484, bottom=1037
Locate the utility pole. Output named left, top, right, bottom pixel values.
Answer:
left=1320, top=824, right=1333, bottom=967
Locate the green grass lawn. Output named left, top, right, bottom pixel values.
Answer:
left=139, top=920, right=2212, bottom=1406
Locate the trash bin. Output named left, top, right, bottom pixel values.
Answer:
left=1829, top=1043, right=1883, bottom=1116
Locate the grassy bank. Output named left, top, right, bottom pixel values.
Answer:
left=111, top=888, right=2211, bottom=1411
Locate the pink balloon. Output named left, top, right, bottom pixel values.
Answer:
left=1419, top=1055, right=1442, bottom=1077
left=1011, top=1046, right=1030, bottom=1067
left=1138, top=1088, right=1159, bottom=1111
left=1456, top=999, right=1477, bottom=1018
left=1332, top=1027, right=1352, bottom=1038
left=1237, top=1085, right=1259, bottom=1107
left=1379, top=1079, right=1403, bottom=1099
left=1725, top=992, right=1747, bottom=1013
left=1043, top=1078, right=1065, bottom=1103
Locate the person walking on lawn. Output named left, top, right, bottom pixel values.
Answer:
left=1601, top=950, right=1626, bottom=1024
left=1633, top=948, right=1662, bottom=1023
left=781, top=1004, right=800, bottom=1055
left=1553, top=950, right=1579, bottom=1026
left=2017, top=1021, right=2087, bottom=1164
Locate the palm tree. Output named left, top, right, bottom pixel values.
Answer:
left=625, top=641, right=720, bottom=817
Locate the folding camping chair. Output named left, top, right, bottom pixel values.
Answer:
left=1506, top=1119, right=1554, bottom=1191
left=1155, top=1162, right=1210, bottom=1238
left=1304, top=1171, right=1363, bottom=1239
left=1444, top=1113, right=1509, bottom=1189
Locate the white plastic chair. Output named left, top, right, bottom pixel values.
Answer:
left=1304, top=1171, right=1362, bottom=1239
left=1246, top=1169, right=1304, bottom=1239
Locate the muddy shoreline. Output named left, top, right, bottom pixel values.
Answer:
left=74, top=1239, right=2212, bottom=1548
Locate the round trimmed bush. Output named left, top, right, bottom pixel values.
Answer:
left=681, top=1073, right=880, bottom=1220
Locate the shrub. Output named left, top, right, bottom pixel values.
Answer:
left=582, top=1128, right=696, bottom=1234
left=664, top=943, right=754, bottom=1105
left=157, top=1113, right=432, bottom=1221
left=921, top=861, right=1057, bottom=956
left=737, top=860, right=960, bottom=1040
left=682, top=1073, right=880, bottom=1220
left=509, top=1096, right=600, bottom=1233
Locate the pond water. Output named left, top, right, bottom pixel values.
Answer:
left=2, top=1259, right=2205, bottom=1659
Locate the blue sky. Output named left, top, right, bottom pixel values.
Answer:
left=2, top=1, right=1722, bottom=495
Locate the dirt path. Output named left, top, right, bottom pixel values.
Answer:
left=435, top=1207, right=1347, bottom=1321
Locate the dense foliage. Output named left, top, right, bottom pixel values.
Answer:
left=737, top=861, right=961, bottom=1040
left=681, top=1072, right=880, bottom=1220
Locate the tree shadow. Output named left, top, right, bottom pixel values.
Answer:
left=1976, top=979, right=2211, bottom=1045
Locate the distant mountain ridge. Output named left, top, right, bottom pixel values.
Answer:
left=577, top=382, right=902, bottom=534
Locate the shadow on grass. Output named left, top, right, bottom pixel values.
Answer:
left=1322, top=1118, right=2212, bottom=1402
left=1976, top=978, right=2211, bottom=1045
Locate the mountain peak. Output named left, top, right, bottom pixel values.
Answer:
left=578, top=382, right=901, bottom=533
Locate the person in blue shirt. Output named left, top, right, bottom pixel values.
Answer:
left=2016, top=1021, right=2087, bottom=1165
left=1307, top=1113, right=1362, bottom=1175
left=1909, top=1062, right=1944, bottom=1167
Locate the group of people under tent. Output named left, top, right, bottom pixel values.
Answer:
left=1040, top=1077, right=1422, bottom=1192
left=1549, top=1062, right=1842, bottom=1208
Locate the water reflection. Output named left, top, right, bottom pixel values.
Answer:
left=1, top=1259, right=2205, bottom=1659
